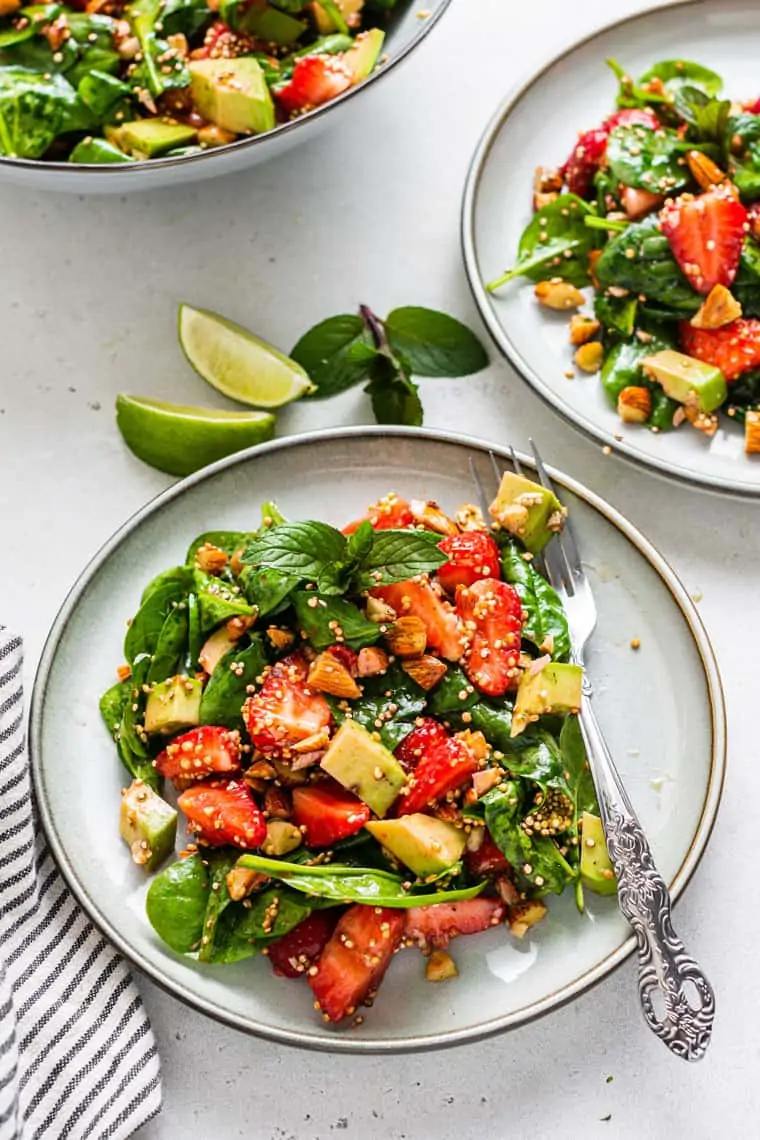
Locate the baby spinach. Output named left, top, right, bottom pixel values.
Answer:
left=146, top=853, right=209, bottom=953
left=599, top=333, right=673, bottom=404
left=594, top=214, right=701, bottom=314
left=240, top=566, right=300, bottom=617
left=99, top=679, right=130, bottom=736
left=638, top=58, right=723, bottom=98
left=427, top=665, right=479, bottom=717
left=128, top=0, right=190, bottom=100
left=69, top=136, right=134, bottom=164
left=560, top=715, right=598, bottom=829
left=346, top=662, right=427, bottom=749
left=125, top=579, right=188, bottom=667
left=146, top=604, right=188, bottom=684
left=185, top=530, right=252, bottom=565
left=292, top=591, right=381, bottom=651
left=488, top=194, right=596, bottom=290
left=465, top=701, right=514, bottom=752
left=594, top=291, right=638, bottom=341
left=501, top=729, right=567, bottom=789
left=197, top=850, right=237, bottom=963
left=193, top=571, right=257, bottom=632
left=208, top=887, right=318, bottom=964
left=0, top=66, right=92, bottom=157
left=500, top=541, right=570, bottom=661
left=199, top=638, right=268, bottom=730
left=606, top=124, right=691, bottom=195
left=160, top=0, right=213, bottom=37
left=728, top=368, right=760, bottom=408
left=649, top=388, right=680, bottom=432
left=728, top=114, right=760, bottom=200
left=140, top=566, right=192, bottom=607
left=483, top=783, right=575, bottom=896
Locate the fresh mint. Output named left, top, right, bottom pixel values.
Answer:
left=240, top=521, right=346, bottom=579
left=353, top=528, right=446, bottom=590
left=290, top=315, right=373, bottom=400
left=384, top=306, right=489, bottom=378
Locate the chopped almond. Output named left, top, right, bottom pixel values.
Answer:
left=686, top=149, right=728, bottom=191
left=617, top=385, right=652, bottom=424
left=401, top=654, right=447, bottom=690
left=267, top=626, right=295, bottom=652
left=471, top=768, right=502, bottom=798
left=425, top=949, right=458, bottom=982
left=569, top=315, right=600, bottom=346
left=690, top=283, right=742, bottom=330
left=195, top=542, right=228, bottom=575
left=409, top=499, right=459, bottom=536
left=356, top=646, right=389, bottom=677
left=384, top=616, right=428, bottom=658
left=307, top=652, right=362, bottom=698
left=574, top=341, right=604, bottom=373
left=455, top=503, right=486, bottom=532
left=684, top=402, right=719, bottom=438
left=508, top=900, right=548, bottom=939
left=534, top=279, right=585, bottom=311
left=226, top=867, right=268, bottom=902
left=621, top=185, right=662, bottom=220
left=746, top=409, right=760, bottom=454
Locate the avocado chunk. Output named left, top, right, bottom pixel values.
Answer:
left=641, top=349, right=727, bottom=413
left=580, top=812, right=617, bottom=896
left=365, top=814, right=465, bottom=877
left=120, top=779, right=177, bottom=871
left=189, top=58, right=275, bottom=136
left=239, top=2, right=305, bottom=44
left=262, top=820, right=303, bottom=856
left=490, top=471, right=565, bottom=554
left=144, top=675, right=203, bottom=735
left=320, top=719, right=406, bottom=817
left=343, top=28, right=384, bottom=82
left=120, top=118, right=198, bottom=159
left=199, top=626, right=239, bottom=676
left=511, top=663, right=583, bottom=737
left=69, top=137, right=135, bottom=164
left=313, top=0, right=364, bottom=34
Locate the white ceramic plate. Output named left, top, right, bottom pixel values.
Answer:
left=30, top=428, right=725, bottom=1052
left=462, top=0, right=760, bottom=497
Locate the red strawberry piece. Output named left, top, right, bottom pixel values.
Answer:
left=660, top=185, right=749, bottom=295
left=177, top=778, right=266, bottom=849
left=562, top=127, right=608, bottom=198
left=243, top=653, right=332, bottom=758
left=193, top=20, right=253, bottom=60
left=291, top=782, right=370, bottom=848
left=343, top=494, right=415, bottom=535
left=371, top=579, right=463, bottom=661
left=748, top=202, right=760, bottom=240
left=394, top=719, right=477, bottom=816
left=308, top=904, right=405, bottom=1022
left=326, top=644, right=358, bottom=675
left=603, top=108, right=661, bottom=132
left=464, top=832, right=512, bottom=879
left=456, top=578, right=523, bottom=698
left=621, top=185, right=663, bottom=220
left=436, top=531, right=502, bottom=595
left=154, top=725, right=241, bottom=787
left=275, top=54, right=352, bottom=116
left=741, top=99, right=760, bottom=114
left=267, top=911, right=338, bottom=979
left=405, top=898, right=506, bottom=949
left=679, top=318, right=760, bottom=381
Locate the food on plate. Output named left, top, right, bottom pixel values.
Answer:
left=0, top=0, right=394, bottom=163
left=488, top=58, right=760, bottom=453
left=101, top=480, right=615, bottom=1027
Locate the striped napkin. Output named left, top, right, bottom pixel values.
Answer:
left=0, top=629, right=163, bottom=1139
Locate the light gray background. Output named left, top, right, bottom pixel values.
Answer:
left=0, top=0, right=752, bottom=1136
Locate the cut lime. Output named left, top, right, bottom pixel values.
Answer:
left=116, top=394, right=276, bottom=477
left=178, top=304, right=314, bottom=408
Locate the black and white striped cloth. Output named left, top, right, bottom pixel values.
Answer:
left=0, top=629, right=163, bottom=1139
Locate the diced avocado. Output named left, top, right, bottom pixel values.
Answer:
left=262, top=820, right=303, bottom=856
left=120, top=119, right=198, bottom=159
left=580, top=812, right=617, bottom=896
left=490, top=471, right=565, bottom=555
left=320, top=719, right=406, bottom=817
left=511, top=663, right=583, bottom=737
left=144, top=675, right=203, bottom=735
left=365, top=814, right=466, bottom=877
left=239, top=2, right=305, bottom=45
left=120, top=779, right=177, bottom=871
left=189, top=58, right=275, bottom=136
left=343, top=28, right=384, bottom=83
left=313, top=0, right=365, bottom=35
left=69, top=137, right=135, bottom=164
left=199, top=627, right=238, bottom=676
left=641, top=349, right=727, bottom=413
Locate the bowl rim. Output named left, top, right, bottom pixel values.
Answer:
left=0, top=0, right=451, bottom=178
left=458, top=0, right=760, bottom=500
left=28, top=425, right=727, bottom=1053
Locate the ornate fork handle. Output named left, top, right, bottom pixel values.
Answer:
left=578, top=689, right=715, bottom=1061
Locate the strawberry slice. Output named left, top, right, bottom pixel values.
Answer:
left=562, top=127, right=608, bottom=198
left=308, top=904, right=405, bottom=1022
left=405, top=898, right=506, bottom=949
left=177, top=778, right=266, bottom=849
left=292, top=782, right=370, bottom=847
left=602, top=108, right=661, bottom=132
left=394, top=719, right=477, bottom=816
left=243, top=653, right=332, bottom=759
left=371, top=579, right=463, bottom=661
left=343, top=494, right=415, bottom=535
left=267, top=911, right=338, bottom=979
left=275, top=54, right=352, bottom=116
left=456, top=578, right=523, bottom=698
left=154, top=725, right=241, bottom=787
left=679, top=318, right=760, bottom=381
left=436, top=531, right=502, bottom=595
left=464, top=833, right=512, bottom=879
left=660, top=186, right=748, bottom=296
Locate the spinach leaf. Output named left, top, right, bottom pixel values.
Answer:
left=383, top=307, right=488, bottom=378
left=241, top=521, right=346, bottom=580
left=0, top=66, right=92, bottom=157
left=427, top=665, right=479, bottom=716
left=186, top=530, right=251, bottom=565
left=346, top=662, right=427, bottom=749
left=638, top=58, right=723, bottom=97
left=66, top=13, right=121, bottom=87
left=364, top=350, right=423, bottom=427
left=483, top=783, right=575, bottom=896
left=160, top=0, right=212, bottom=37
left=594, top=291, right=638, bottom=341
left=352, top=528, right=446, bottom=590
left=606, top=124, right=691, bottom=195
left=560, top=714, right=598, bottom=827
left=128, top=0, right=190, bottom=99
left=673, top=85, right=730, bottom=149
left=117, top=733, right=157, bottom=789
left=194, top=571, right=257, bottom=632
left=728, top=114, right=760, bottom=200
left=500, top=541, right=570, bottom=660
left=649, top=388, right=681, bottom=431
left=240, top=566, right=300, bottom=617
left=599, top=332, right=673, bottom=404
left=146, top=854, right=209, bottom=953
left=291, top=314, right=376, bottom=399
left=199, top=638, right=268, bottom=730
left=209, top=887, right=317, bottom=964
left=595, top=214, right=701, bottom=313
left=488, top=194, right=596, bottom=290
left=292, top=591, right=381, bottom=651
left=77, top=70, right=130, bottom=119
left=465, top=702, right=514, bottom=751
left=236, top=855, right=486, bottom=907
left=187, top=593, right=202, bottom=669
left=140, top=566, right=193, bottom=606
left=728, top=368, right=760, bottom=407
left=606, top=57, right=670, bottom=111
left=197, top=850, right=237, bottom=962
left=0, top=5, right=61, bottom=48
left=125, top=579, right=188, bottom=666
left=99, top=679, right=130, bottom=736
left=146, top=604, right=188, bottom=684
left=501, top=729, right=567, bottom=789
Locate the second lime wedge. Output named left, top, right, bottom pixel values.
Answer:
left=116, top=394, right=276, bottom=477
left=178, top=304, right=313, bottom=408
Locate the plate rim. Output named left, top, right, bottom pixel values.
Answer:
left=460, top=0, right=760, bottom=500
left=28, top=425, right=727, bottom=1053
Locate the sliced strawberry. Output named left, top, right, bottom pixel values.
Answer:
left=436, top=531, right=502, bottom=595
left=177, top=778, right=266, bottom=849
left=343, top=494, right=415, bottom=535
left=308, top=904, right=405, bottom=1022
left=741, top=99, right=760, bottom=114
left=292, top=782, right=370, bottom=848
left=267, top=911, right=338, bottom=979
left=748, top=202, right=760, bottom=240
left=371, top=579, right=463, bottom=661
left=464, top=832, right=512, bottom=879
left=243, top=653, right=332, bottom=759
left=405, top=898, right=505, bottom=949
left=154, top=726, right=241, bottom=787
left=660, top=185, right=748, bottom=295
left=679, top=318, right=760, bottom=381
left=456, top=578, right=523, bottom=698
left=326, top=644, right=358, bottom=675
left=562, top=127, right=608, bottom=198
left=603, top=108, right=661, bottom=132
left=394, top=719, right=477, bottom=816
left=192, top=20, right=255, bottom=60
left=275, top=54, right=352, bottom=116
left=621, top=185, right=663, bottom=220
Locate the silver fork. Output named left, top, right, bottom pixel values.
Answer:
left=470, top=442, right=715, bottom=1062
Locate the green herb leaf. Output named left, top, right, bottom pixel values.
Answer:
left=290, top=314, right=376, bottom=399
left=345, top=520, right=374, bottom=563
left=344, top=662, right=427, bottom=749
left=383, top=307, right=488, bottom=378
left=200, top=638, right=268, bottom=730
left=352, top=528, right=446, bottom=590
left=241, top=521, right=346, bottom=580
left=500, top=541, right=570, bottom=661
left=364, top=352, right=423, bottom=427
left=606, top=124, right=691, bottom=195
left=146, top=853, right=209, bottom=953
left=638, top=59, right=723, bottom=97
left=208, top=887, right=317, bottom=964
left=483, top=783, right=575, bottom=896
left=292, top=591, right=381, bottom=651
left=594, top=214, right=701, bottom=314
left=197, top=849, right=237, bottom=962
left=487, top=194, right=596, bottom=291
left=673, top=85, right=730, bottom=145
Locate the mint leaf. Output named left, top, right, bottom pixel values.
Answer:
left=346, top=520, right=374, bottom=563
left=290, top=315, right=375, bottom=399
left=241, top=521, right=346, bottom=580
left=384, top=307, right=489, bottom=378
left=292, top=591, right=381, bottom=650
left=353, top=529, right=446, bottom=590
left=364, top=353, right=423, bottom=426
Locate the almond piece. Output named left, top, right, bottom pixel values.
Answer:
left=746, top=409, right=760, bottom=454
left=534, top=279, right=586, bottom=311
left=384, top=616, right=428, bottom=658
left=307, top=652, right=362, bottom=698
left=356, top=646, right=389, bottom=677
left=508, top=899, right=548, bottom=939
left=455, top=503, right=486, bottom=532
left=617, top=385, right=652, bottom=424
left=686, top=149, right=728, bottom=191
left=401, top=653, right=447, bottom=690
left=569, top=315, right=600, bottom=346
left=266, top=626, right=295, bottom=652
left=194, top=542, right=228, bottom=575
left=409, top=499, right=460, bottom=536
left=425, top=949, right=458, bottom=982
left=574, top=341, right=604, bottom=373
left=690, top=283, right=742, bottom=330
left=226, top=867, right=268, bottom=902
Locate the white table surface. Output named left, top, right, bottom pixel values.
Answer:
left=0, top=0, right=754, bottom=1135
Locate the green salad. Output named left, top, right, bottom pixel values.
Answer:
left=0, top=0, right=397, bottom=163
left=103, top=477, right=616, bottom=1027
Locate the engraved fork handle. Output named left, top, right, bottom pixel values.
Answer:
left=578, top=688, right=715, bottom=1061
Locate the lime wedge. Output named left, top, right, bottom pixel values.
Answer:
left=178, top=304, right=313, bottom=408
left=116, top=394, right=276, bottom=477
